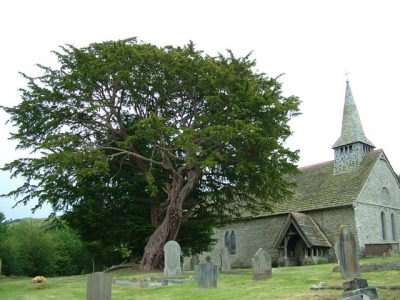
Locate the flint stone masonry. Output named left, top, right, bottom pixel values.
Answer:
left=204, top=206, right=357, bottom=267
left=164, top=241, right=182, bottom=277
left=86, top=272, right=112, bottom=300
left=335, top=225, right=360, bottom=279
left=196, top=262, right=218, bottom=288
left=252, top=248, right=271, bottom=280
left=354, top=158, right=400, bottom=248
left=334, top=143, right=367, bottom=175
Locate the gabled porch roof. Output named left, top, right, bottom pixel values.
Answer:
left=273, top=212, right=332, bottom=249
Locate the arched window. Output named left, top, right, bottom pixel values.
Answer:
left=381, top=211, right=386, bottom=240
left=224, top=231, right=229, bottom=248
left=391, top=213, right=396, bottom=240
left=230, top=231, right=236, bottom=254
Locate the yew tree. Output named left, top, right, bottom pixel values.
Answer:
left=2, top=39, right=300, bottom=271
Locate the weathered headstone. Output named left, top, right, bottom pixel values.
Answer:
left=0, top=257, right=2, bottom=275
left=220, top=245, right=231, bottom=272
left=252, top=248, right=272, bottom=280
left=190, top=254, right=199, bottom=270
left=164, top=240, right=182, bottom=277
left=183, top=254, right=200, bottom=271
left=182, top=256, right=191, bottom=271
left=86, top=272, right=112, bottom=300
left=335, top=225, right=360, bottom=279
left=196, top=262, right=218, bottom=288
left=335, top=226, right=380, bottom=300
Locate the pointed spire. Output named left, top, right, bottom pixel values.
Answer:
left=332, top=80, right=374, bottom=148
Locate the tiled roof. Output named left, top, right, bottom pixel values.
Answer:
left=291, top=212, right=332, bottom=247
left=257, top=149, right=382, bottom=217
left=273, top=212, right=332, bottom=248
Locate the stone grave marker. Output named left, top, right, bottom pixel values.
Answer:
left=86, top=272, right=112, bottom=300
left=182, top=256, right=191, bottom=271
left=334, top=225, right=360, bottom=279
left=252, top=248, right=272, bottom=280
left=164, top=240, right=182, bottom=277
left=196, top=262, right=218, bottom=288
left=335, top=226, right=380, bottom=299
left=0, top=257, right=2, bottom=275
left=220, top=245, right=231, bottom=272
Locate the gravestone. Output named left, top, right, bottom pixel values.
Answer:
left=86, top=272, right=112, bottom=300
left=335, top=226, right=380, bottom=300
left=182, top=256, right=191, bottom=271
left=252, top=248, right=272, bottom=280
left=335, top=225, right=360, bottom=279
left=220, top=245, right=231, bottom=272
left=0, top=257, right=2, bottom=275
left=190, top=254, right=199, bottom=270
left=196, top=262, right=218, bottom=288
left=183, top=254, right=200, bottom=271
left=164, top=240, right=182, bottom=277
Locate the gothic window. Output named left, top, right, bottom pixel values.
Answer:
left=230, top=231, right=236, bottom=254
left=381, top=187, right=390, bottom=204
left=381, top=211, right=386, bottom=240
left=391, top=213, right=396, bottom=240
left=224, top=230, right=236, bottom=254
left=224, top=231, right=229, bottom=248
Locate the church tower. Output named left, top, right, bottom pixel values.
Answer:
left=332, top=80, right=375, bottom=175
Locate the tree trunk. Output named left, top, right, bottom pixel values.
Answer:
left=139, top=167, right=201, bottom=271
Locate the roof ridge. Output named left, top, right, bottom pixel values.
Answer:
left=298, top=159, right=334, bottom=171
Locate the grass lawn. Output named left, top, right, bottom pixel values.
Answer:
left=0, top=257, right=399, bottom=300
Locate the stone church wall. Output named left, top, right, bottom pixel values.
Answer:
left=355, top=158, right=400, bottom=251
left=201, top=215, right=287, bottom=268
left=201, top=206, right=357, bottom=268
left=307, top=206, right=357, bottom=246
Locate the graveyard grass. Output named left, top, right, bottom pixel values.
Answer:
left=0, top=257, right=399, bottom=300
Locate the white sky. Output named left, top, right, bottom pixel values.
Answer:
left=1, top=0, right=399, bottom=220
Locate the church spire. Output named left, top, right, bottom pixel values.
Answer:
left=332, top=80, right=375, bottom=175
left=332, top=80, right=374, bottom=149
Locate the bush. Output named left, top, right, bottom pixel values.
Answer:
left=0, top=217, right=89, bottom=276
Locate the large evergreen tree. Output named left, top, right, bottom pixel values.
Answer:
left=2, top=39, right=300, bottom=270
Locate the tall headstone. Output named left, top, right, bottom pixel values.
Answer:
left=252, top=248, right=272, bottom=280
left=334, top=226, right=379, bottom=299
left=196, top=262, right=218, bottom=288
left=182, top=256, right=191, bottom=271
left=86, top=272, right=112, bottom=300
left=220, top=245, right=231, bottom=272
left=334, top=225, right=360, bottom=279
left=0, top=257, right=2, bottom=275
left=164, top=240, right=182, bottom=277
left=190, top=254, right=199, bottom=270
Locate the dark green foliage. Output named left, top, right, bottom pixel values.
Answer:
left=62, top=171, right=155, bottom=263
left=0, top=217, right=89, bottom=276
left=52, top=226, right=89, bottom=275
left=2, top=220, right=57, bottom=276
left=2, top=39, right=300, bottom=265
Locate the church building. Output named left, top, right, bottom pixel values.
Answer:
left=203, top=80, right=400, bottom=267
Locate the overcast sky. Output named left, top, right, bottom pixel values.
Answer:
left=1, top=0, right=399, bottom=220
